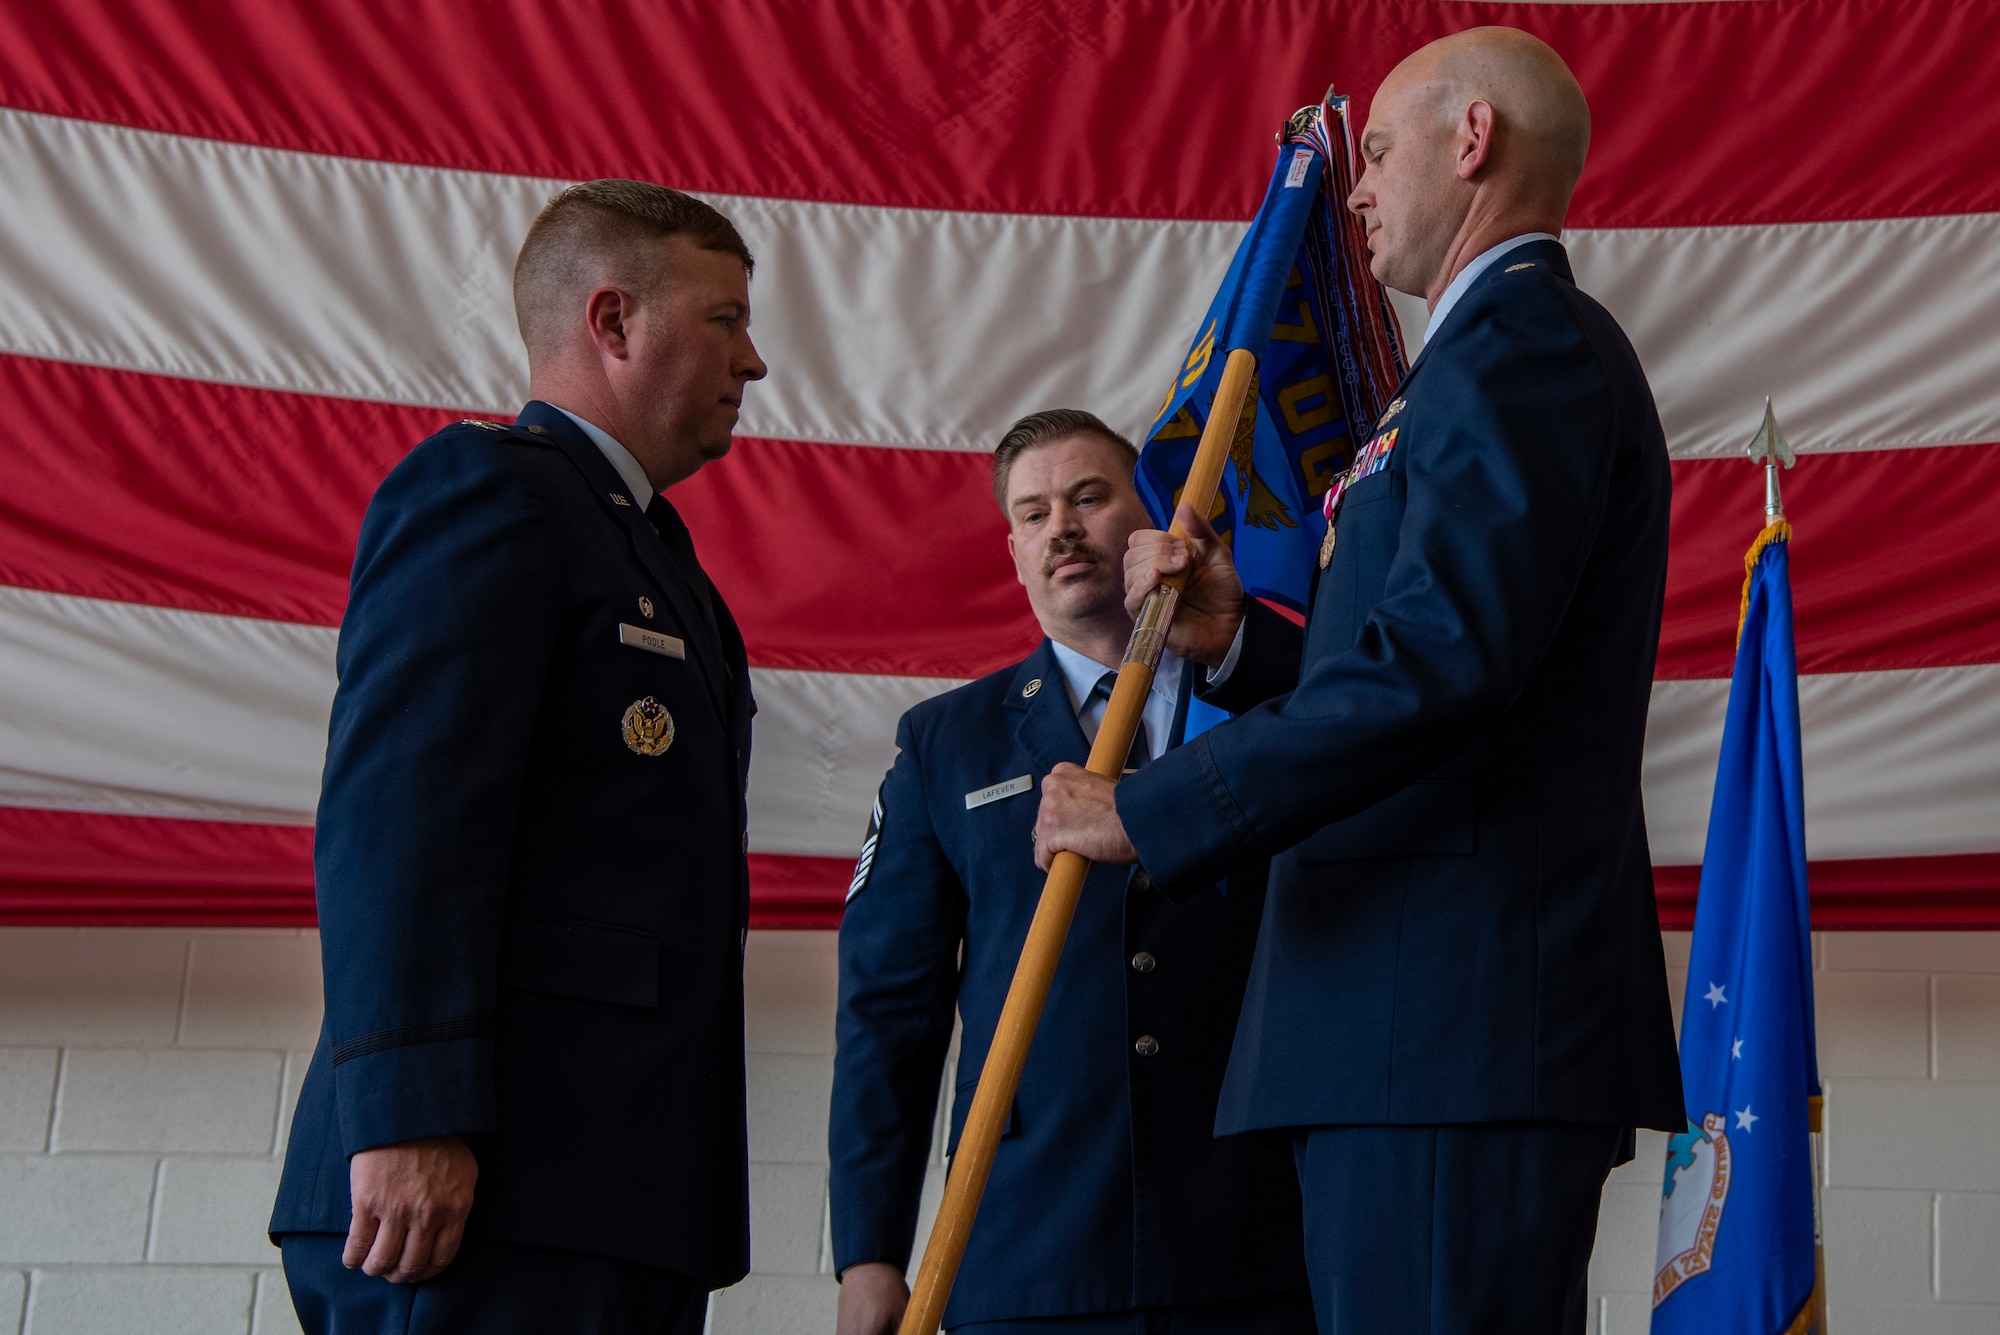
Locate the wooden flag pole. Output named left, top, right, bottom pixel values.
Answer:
left=897, top=347, right=1259, bottom=1335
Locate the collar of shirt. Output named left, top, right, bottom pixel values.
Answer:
left=550, top=406, right=654, bottom=513
left=1047, top=638, right=1182, bottom=760
left=1423, top=232, right=1560, bottom=346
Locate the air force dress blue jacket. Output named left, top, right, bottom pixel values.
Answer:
left=1116, top=241, right=1687, bottom=1137
left=830, top=640, right=1306, bottom=1328
left=270, top=401, right=756, bottom=1288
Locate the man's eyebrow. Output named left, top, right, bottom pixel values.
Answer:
left=1361, top=129, right=1389, bottom=155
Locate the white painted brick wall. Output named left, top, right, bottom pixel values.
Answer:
left=1, top=927, right=1995, bottom=1334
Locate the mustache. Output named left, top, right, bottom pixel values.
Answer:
left=1043, top=536, right=1105, bottom=576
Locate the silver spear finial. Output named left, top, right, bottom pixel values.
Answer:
left=1746, top=398, right=1794, bottom=521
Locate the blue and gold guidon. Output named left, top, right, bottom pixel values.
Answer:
left=1135, top=93, right=1407, bottom=615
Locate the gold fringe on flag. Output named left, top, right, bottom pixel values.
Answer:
left=1737, top=518, right=1793, bottom=645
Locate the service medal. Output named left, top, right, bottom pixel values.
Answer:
left=621, top=696, right=675, bottom=756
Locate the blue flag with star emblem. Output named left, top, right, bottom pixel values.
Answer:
left=1652, top=521, right=1822, bottom=1335
left=1133, top=91, right=1405, bottom=618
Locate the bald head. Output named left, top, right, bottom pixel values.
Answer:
left=1393, top=27, right=1590, bottom=193
left=1348, top=27, right=1591, bottom=304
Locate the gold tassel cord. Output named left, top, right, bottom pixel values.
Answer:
left=1736, top=519, right=1793, bottom=646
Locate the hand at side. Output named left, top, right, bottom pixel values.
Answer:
left=1124, top=501, right=1244, bottom=668
left=344, top=1134, right=479, bottom=1283
left=836, top=1261, right=909, bottom=1335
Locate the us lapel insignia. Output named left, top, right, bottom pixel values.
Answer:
left=622, top=697, right=675, bottom=756
left=638, top=596, right=654, bottom=619
left=610, top=493, right=632, bottom=507
left=1022, top=678, right=1042, bottom=698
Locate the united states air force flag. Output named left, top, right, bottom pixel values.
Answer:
left=1134, top=92, right=1405, bottom=616
left=1653, top=514, right=1823, bottom=1335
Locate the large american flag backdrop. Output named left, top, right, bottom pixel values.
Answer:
left=0, top=0, right=1995, bottom=930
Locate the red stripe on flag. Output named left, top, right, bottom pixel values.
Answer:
left=1653, top=855, right=2000, bottom=931
left=676, top=436, right=1039, bottom=679
left=6, top=804, right=1995, bottom=931
left=1658, top=443, right=2000, bottom=680
left=0, top=355, right=415, bottom=629
left=0, top=0, right=1990, bottom=228
left=0, top=356, right=1042, bottom=678
left=0, top=805, right=314, bottom=925
left=0, top=805, right=858, bottom=929
left=6, top=356, right=2000, bottom=680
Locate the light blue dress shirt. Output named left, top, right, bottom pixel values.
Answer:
left=552, top=405, right=654, bottom=513
left=1048, top=639, right=1181, bottom=762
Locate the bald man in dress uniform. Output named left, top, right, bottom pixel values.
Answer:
left=1034, top=30, right=1687, bottom=1334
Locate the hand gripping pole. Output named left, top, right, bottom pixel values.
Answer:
left=896, top=348, right=1258, bottom=1335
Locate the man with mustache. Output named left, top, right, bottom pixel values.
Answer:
left=829, top=410, right=1313, bottom=1335
left=1033, top=26, right=1688, bottom=1334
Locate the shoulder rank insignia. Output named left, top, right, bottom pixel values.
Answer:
left=622, top=697, right=674, bottom=756
left=459, top=419, right=506, bottom=432
left=847, top=789, right=884, bottom=902
left=1504, top=262, right=1537, bottom=273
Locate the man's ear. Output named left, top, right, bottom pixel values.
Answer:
left=583, top=286, right=633, bottom=361
left=1456, top=100, right=1496, bottom=181
left=1007, top=531, right=1029, bottom=587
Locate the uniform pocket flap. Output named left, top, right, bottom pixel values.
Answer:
left=499, top=914, right=659, bottom=1008
left=947, top=1073, right=1019, bottom=1153
left=1296, top=780, right=1477, bottom=864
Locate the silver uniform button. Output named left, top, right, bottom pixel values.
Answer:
left=1133, top=1034, right=1159, bottom=1057
left=1131, top=952, right=1157, bottom=974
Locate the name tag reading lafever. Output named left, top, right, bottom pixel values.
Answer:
left=618, top=623, right=685, bottom=660
left=965, top=774, right=1032, bottom=810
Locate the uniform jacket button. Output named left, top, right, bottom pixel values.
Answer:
left=1130, top=870, right=1153, bottom=893
left=1131, top=951, right=1157, bottom=974
left=1133, top=1034, right=1160, bottom=1057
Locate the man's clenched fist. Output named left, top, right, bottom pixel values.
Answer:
left=344, top=1134, right=479, bottom=1283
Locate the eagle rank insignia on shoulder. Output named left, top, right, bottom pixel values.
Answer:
left=621, top=697, right=675, bottom=756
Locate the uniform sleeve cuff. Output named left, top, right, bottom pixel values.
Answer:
left=1116, top=732, right=1256, bottom=898
left=1205, top=620, right=1247, bottom=686
left=333, top=1032, right=495, bottom=1156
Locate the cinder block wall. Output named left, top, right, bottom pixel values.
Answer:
left=1, top=928, right=1996, bottom=1334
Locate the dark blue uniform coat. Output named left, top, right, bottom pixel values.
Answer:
left=1118, top=241, right=1686, bottom=1137
left=830, top=641, right=1306, bottom=1329
left=271, top=402, right=756, bottom=1289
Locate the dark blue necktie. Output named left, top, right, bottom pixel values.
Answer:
left=1093, top=670, right=1151, bottom=775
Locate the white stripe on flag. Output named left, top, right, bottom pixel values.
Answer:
left=4, top=587, right=1998, bottom=864
left=1644, top=663, right=2000, bottom=863
left=3, top=109, right=1998, bottom=459
left=0, top=585, right=958, bottom=854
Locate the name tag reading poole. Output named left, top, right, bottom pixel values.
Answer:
left=965, top=774, right=1033, bottom=810
left=618, top=623, right=685, bottom=660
